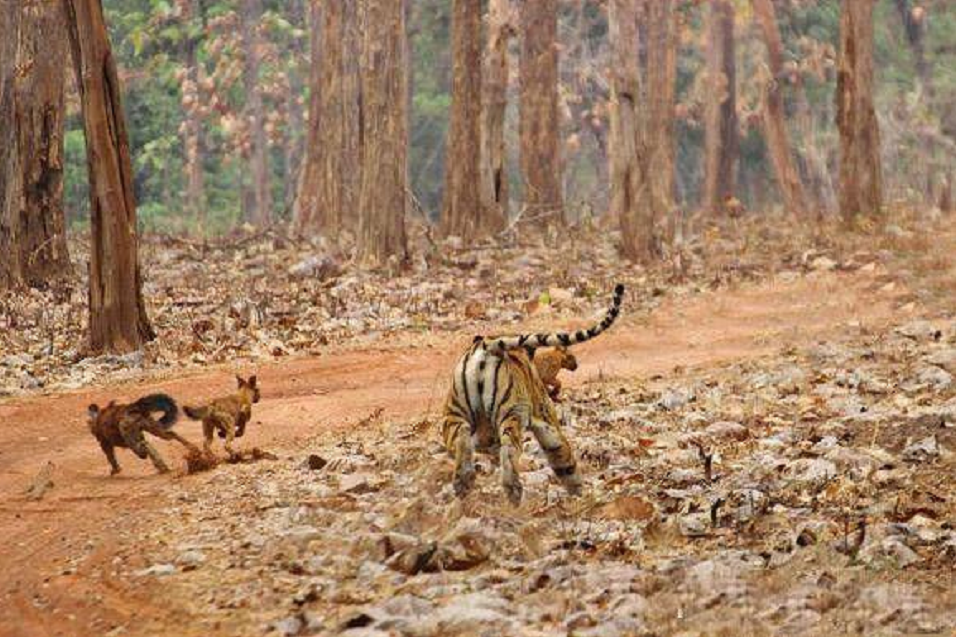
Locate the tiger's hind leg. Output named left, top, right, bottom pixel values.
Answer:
left=528, top=416, right=582, bottom=496
left=499, top=408, right=527, bottom=506
left=443, top=414, right=476, bottom=498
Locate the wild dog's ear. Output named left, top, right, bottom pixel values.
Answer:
left=88, top=404, right=100, bottom=419
left=236, top=374, right=245, bottom=387
left=248, top=375, right=257, bottom=388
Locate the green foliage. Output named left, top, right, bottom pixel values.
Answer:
left=60, top=0, right=954, bottom=235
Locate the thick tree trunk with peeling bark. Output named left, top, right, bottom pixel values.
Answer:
left=480, top=0, right=512, bottom=233
left=441, top=0, right=484, bottom=238
left=703, top=0, right=738, bottom=212
left=296, top=1, right=362, bottom=236
left=241, top=0, right=271, bottom=226
left=519, top=0, right=563, bottom=225
left=0, top=1, right=71, bottom=290
left=837, top=0, right=882, bottom=224
left=357, top=0, right=407, bottom=265
left=752, top=0, right=809, bottom=217
left=63, top=0, right=154, bottom=353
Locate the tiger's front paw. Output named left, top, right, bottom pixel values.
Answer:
left=453, top=464, right=476, bottom=498
left=503, top=476, right=524, bottom=506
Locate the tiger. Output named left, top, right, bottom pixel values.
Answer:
left=533, top=346, right=578, bottom=401
left=442, top=283, right=625, bottom=505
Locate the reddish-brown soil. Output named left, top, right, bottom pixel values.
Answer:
left=0, top=269, right=902, bottom=636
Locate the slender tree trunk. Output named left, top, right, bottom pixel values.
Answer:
left=357, top=0, right=408, bottom=264
left=894, top=0, right=930, bottom=93
left=645, top=0, right=678, bottom=227
left=479, top=0, right=513, bottom=233
left=0, top=0, right=18, bottom=288
left=608, top=0, right=640, bottom=231
left=702, top=0, right=738, bottom=213
left=752, top=0, right=809, bottom=217
left=63, top=0, right=154, bottom=353
left=836, top=0, right=882, bottom=224
left=182, top=0, right=206, bottom=234
left=0, top=1, right=71, bottom=290
left=241, top=0, right=271, bottom=226
left=294, top=0, right=323, bottom=231
left=519, top=0, right=563, bottom=225
left=441, top=0, right=483, bottom=238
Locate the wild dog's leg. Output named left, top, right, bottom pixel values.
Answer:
left=222, top=419, right=238, bottom=458
left=99, top=439, right=121, bottom=475
left=118, top=417, right=149, bottom=459
left=499, top=406, right=527, bottom=506
left=202, top=419, right=215, bottom=453
left=443, top=414, right=476, bottom=498
left=528, top=415, right=582, bottom=496
left=148, top=425, right=200, bottom=452
left=142, top=440, right=171, bottom=474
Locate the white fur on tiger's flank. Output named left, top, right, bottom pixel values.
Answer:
left=480, top=283, right=625, bottom=354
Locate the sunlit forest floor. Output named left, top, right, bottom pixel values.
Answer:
left=0, top=208, right=954, bottom=636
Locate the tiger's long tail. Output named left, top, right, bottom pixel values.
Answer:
left=481, top=283, right=625, bottom=355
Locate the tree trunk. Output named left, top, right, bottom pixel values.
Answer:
left=440, top=0, right=483, bottom=239
left=644, top=0, right=678, bottom=227
left=294, top=0, right=323, bottom=231
left=702, top=0, right=738, bottom=213
left=182, top=0, right=206, bottom=234
left=836, top=0, right=882, bottom=224
left=752, top=0, right=809, bottom=217
left=296, top=1, right=363, bottom=236
left=0, top=1, right=71, bottom=290
left=519, top=0, right=563, bottom=225
left=608, top=0, right=640, bottom=233
left=479, top=0, right=513, bottom=233
left=357, top=0, right=408, bottom=265
left=241, top=0, right=271, bottom=226
left=63, top=0, right=154, bottom=353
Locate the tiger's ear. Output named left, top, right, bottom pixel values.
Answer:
left=248, top=375, right=257, bottom=388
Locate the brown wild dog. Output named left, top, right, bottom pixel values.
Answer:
left=88, top=394, right=198, bottom=475
left=443, top=284, right=624, bottom=505
left=184, top=375, right=260, bottom=457
left=533, top=346, right=578, bottom=400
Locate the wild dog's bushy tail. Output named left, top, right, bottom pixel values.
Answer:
left=132, top=393, right=179, bottom=428
left=483, top=283, right=625, bottom=355
left=183, top=405, right=209, bottom=421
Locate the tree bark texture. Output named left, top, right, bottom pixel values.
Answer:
left=479, top=0, right=513, bottom=233
left=645, top=0, right=678, bottom=212
left=296, top=0, right=363, bottom=236
left=63, top=0, right=154, bottom=353
left=441, top=0, right=484, bottom=239
left=0, top=1, right=71, bottom=290
left=836, top=0, right=882, bottom=224
left=752, top=0, right=809, bottom=217
left=702, top=0, right=738, bottom=213
left=357, top=0, right=408, bottom=265
left=519, top=0, right=563, bottom=224
left=609, top=0, right=659, bottom=262
left=182, top=0, right=206, bottom=232
left=241, top=0, right=272, bottom=226
left=294, top=0, right=324, bottom=231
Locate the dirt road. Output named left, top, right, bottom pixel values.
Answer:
left=0, top=269, right=901, bottom=636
